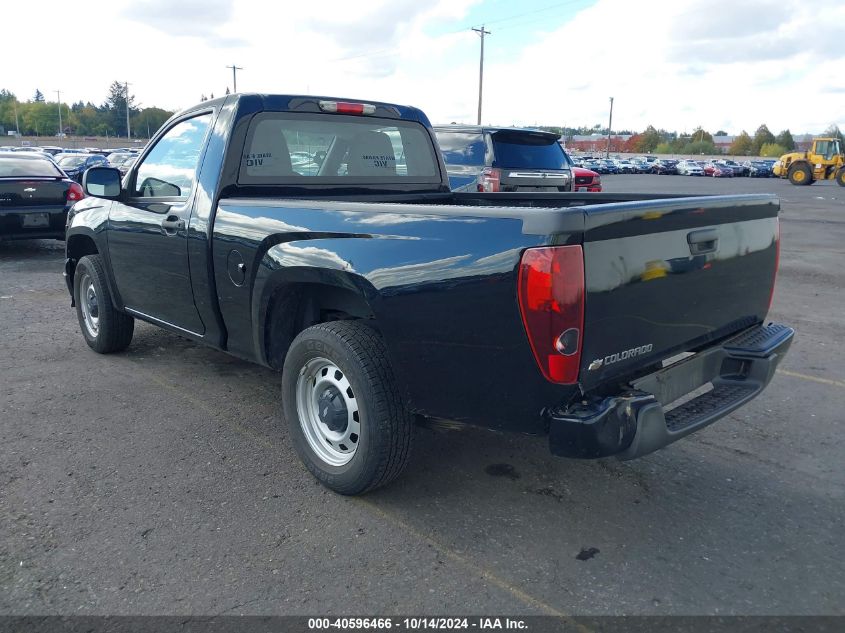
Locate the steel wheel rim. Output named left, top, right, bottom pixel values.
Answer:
left=79, top=272, right=100, bottom=338
left=296, top=357, right=360, bottom=466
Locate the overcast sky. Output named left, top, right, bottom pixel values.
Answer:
left=4, top=0, right=843, bottom=134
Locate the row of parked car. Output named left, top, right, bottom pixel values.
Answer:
left=572, top=155, right=778, bottom=178
left=0, top=145, right=143, bottom=182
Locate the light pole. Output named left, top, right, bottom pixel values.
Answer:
left=13, top=99, right=20, bottom=137
left=606, top=97, right=614, bottom=158
left=125, top=82, right=132, bottom=139
left=55, top=90, right=62, bottom=137
left=227, top=64, right=243, bottom=93
left=472, top=26, right=490, bottom=125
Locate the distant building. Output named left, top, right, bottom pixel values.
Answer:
left=713, top=135, right=734, bottom=153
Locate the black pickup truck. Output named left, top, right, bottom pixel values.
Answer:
left=65, top=94, right=792, bottom=494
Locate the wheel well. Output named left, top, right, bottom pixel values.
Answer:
left=65, top=234, right=99, bottom=284
left=264, top=282, right=375, bottom=370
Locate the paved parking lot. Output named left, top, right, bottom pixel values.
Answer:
left=1, top=175, right=843, bottom=616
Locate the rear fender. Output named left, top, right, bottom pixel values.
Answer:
left=253, top=261, right=380, bottom=368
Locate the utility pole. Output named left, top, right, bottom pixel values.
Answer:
left=606, top=97, right=614, bottom=158
left=227, top=64, right=243, bottom=93
left=13, top=99, right=20, bottom=137
left=55, top=90, right=62, bottom=137
left=125, top=82, right=132, bottom=139
left=472, top=26, right=490, bottom=125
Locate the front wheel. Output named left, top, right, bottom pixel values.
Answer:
left=836, top=167, right=845, bottom=187
left=282, top=321, right=413, bottom=495
left=74, top=255, right=134, bottom=353
left=788, top=163, right=813, bottom=186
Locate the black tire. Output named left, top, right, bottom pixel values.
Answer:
left=788, top=162, right=813, bottom=186
left=836, top=167, right=845, bottom=187
left=282, top=320, right=413, bottom=495
left=74, top=254, right=134, bottom=353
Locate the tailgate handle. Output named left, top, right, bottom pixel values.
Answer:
left=687, top=229, right=719, bottom=255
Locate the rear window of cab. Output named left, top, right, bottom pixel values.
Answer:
left=238, top=113, right=441, bottom=184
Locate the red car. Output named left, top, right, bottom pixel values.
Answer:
left=703, top=161, right=733, bottom=178
left=573, top=167, right=602, bottom=191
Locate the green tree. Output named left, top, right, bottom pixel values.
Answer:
left=728, top=131, right=753, bottom=156
left=21, top=101, right=59, bottom=136
left=654, top=142, right=674, bottom=154
left=681, top=140, right=719, bottom=155
left=133, top=107, right=173, bottom=139
left=775, top=129, right=795, bottom=151
left=670, top=136, right=688, bottom=153
left=33, top=89, right=44, bottom=102
left=752, top=124, right=776, bottom=155
left=0, top=90, right=19, bottom=134
left=634, top=125, right=662, bottom=152
left=759, top=143, right=787, bottom=158
left=690, top=127, right=713, bottom=143
left=74, top=105, right=101, bottom=135
left=104, top=80, right=138, bottom=137
left=715, top=130, right=728, bottom=136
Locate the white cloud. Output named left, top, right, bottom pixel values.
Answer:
left=2, top=0, right=842, bottom=134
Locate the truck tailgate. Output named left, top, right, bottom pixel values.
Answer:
left=578, top=194, right=779, bottom=390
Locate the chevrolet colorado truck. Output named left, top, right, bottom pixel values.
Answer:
left=65, top=94, right=793, bottom=494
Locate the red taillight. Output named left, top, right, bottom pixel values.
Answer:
left=767, top=220, right=780, bottom=313
left=66, top=182, right=85, bottom=202
left=477, top=167, right=501, bottom=192
left=517, top=245, right=585, bottom=384
left=318, top=100, right=376, bottom=115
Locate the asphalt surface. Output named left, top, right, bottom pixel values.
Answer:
left=1, top=175, right=843, bottom=616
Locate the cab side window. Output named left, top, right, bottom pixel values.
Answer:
left=134, top=113, right=212, bottom=199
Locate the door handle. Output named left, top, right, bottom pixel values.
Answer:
left=687, top=229, right=719, bottom=255
left=161, top=214, right=185, bottom=235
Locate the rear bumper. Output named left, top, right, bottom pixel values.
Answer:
left=0, top=207, right=68, bottom=241
left=546, top=323, right=793, bottom=459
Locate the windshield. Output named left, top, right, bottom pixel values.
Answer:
left=491, top=132, right=567, bottom=169
left=108, top=154, right=132, bottom=165
left=0, top=157, right=62, bottom=177
left=58, top=156, right=87, bottom=167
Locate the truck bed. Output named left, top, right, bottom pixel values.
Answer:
left=208, top=191, right=779, bottom=432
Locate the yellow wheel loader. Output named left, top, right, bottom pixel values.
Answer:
left=773, top=137, right=845, bottom=186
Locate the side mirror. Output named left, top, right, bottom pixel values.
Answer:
left=82, top=167, right=122, bottom=199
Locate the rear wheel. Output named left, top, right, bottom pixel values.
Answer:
left=835, top=167, right=845, bottom=187
left=788, top=162, right=813, bottom=186
left=282, top=320, right=413, bottom=495
left=74, top=255, right=134, bottom=353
